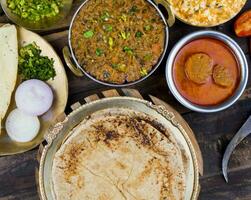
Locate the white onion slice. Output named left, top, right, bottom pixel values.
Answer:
left=5, top=109, right=40, bottom=143
left=15, top=79, right=54, bottom=116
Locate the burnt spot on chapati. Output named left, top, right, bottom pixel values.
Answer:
left=59, top=142, right=86, bottom=184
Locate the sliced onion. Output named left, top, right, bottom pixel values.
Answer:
left=5, top=109, right=40, bottom=143
left=15, top=79, right=54, bottom=116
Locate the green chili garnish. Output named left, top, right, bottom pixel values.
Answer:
left=109, top=37, right=114, bottom=49
left=144, top=25, right=152, bottom=31
left=96, top=48, right=103, bottom=56
left=83, top=30, right=94, bottom=38
left=101, top=11, right=110, bottom=21
left=120, top=31, right=130, bottom=40
left=7, top=0, right=62, bottom=22
left=104, top=24, right=113, bottom=32
left=123, top=46, right=133, bottom=55
left=140, top=68, right=148, bottom=76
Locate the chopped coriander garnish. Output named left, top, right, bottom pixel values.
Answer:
left=111, top=63, right=118, bottom=69
left=96, top=48, right=103, bottom=56
left=7, top=0, right=62, bottom=22
left=144, top=25, right=152, bottom=31
left=129, top=5, right=138, bottom=14
left=104, top=24, right=113, bottom=32
left=135, top=31, right=143, bottom=38
left=18, top=42, right=56, bottom=81
left=101, top=11, right=110, bottom=21
left=144, top=54, right=152, bottom=61
left=112, top=63, right=127, bottom=72
left=123, top=46, right=133, bottom=55
left=83, top=30, right=94, bottom=38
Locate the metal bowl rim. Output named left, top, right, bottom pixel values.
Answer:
left=67, top=0, right=169, bottom=87
left=38, top=96, right=200, bottom=200
left=165, top=30, right=249, bottom=113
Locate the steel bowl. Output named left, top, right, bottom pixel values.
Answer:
left=1, top=0, right=73, bottom=31
left=63, top=0, right=175, bottom=87
left=166, top=30, right=248, bottom=113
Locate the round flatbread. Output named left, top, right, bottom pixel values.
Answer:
left=52, top=108, right=188, bottom=200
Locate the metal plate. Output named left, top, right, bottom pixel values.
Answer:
left=0, top=26, right=68, bottom=155
left=38, top=97, right=199, bottom=200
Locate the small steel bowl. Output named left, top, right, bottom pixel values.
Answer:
left=166, top=30, right=248, bottom=113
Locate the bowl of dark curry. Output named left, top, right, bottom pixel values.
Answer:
left=63, top=0, right=174, bottom=86
left=166, top=30, right=248, bottom=113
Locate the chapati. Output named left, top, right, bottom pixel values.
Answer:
left=52, top=108, right=189, bottom=200
left=0, top=24, right=18, bottom=134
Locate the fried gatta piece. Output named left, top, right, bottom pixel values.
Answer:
left=213, top=64, right=233, bottom=87
left=185, top=53, right=213, bottom=84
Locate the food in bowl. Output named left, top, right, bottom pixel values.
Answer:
left=184, top=53, right=213, bottom=84
left=7, top=0, right=63, bottom=22
left=173, top=38, right=240, bottom=106
left=169, top=0, right=247, bottom=26
left=52, top=108, right=190, bottom=199
left=70, top=0, right=166, bottom=84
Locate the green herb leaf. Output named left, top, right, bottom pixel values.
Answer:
left=144, top=54, right=152, bottom=61
left=111, top=63, right=118, bottom=69
left=123, top=46, right=133, bottom=55
left=129, top=5, right=138, bottom=14
left=83, top=30, right=94, bottom=38
left=95, top=48, right=103, bottom=56
left=101, top=11, right=110, bottom=21
left=18, top=42, right=56, bottom=81
left=104, top=24, right=113, bottom=32
left=135, top=31, right=143, bottom=38
left=144, top=25, right=153, bottom=31
left=7, top=0, right=62, bottom=21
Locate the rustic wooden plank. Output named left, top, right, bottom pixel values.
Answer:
left=102, top=89, right=120, bottom=98
left=84, top=94, right=100, bottom=103
left=0, top=150, right=39, bottom=199
left=70, top=102, right=81, bottom=111
left=121, top=88, right=144, bottom=99
left=183, top=98, right=251, bottom=178
left=199, top=167, right=251, bottom=200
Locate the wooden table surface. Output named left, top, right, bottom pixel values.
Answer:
left=0, top=1, right=251, bottom=200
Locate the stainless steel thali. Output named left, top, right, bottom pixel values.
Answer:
left=38, top=97, right=200, bottom=200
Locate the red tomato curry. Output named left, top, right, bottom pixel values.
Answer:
left=173, top=38, right=240, bottom=106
